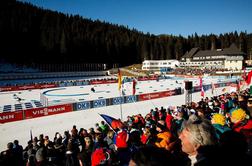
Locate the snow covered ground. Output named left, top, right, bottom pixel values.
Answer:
left=0, top=76, right=238, bottom=151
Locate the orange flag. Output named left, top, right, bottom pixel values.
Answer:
left=118, top=69, right=122, bottom=90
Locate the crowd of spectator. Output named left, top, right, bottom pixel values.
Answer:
left=172, top=68, right=230, bottom=76
left=1, top=67, right=231, bottom=88
left=1, top=89, right=252, bottom=166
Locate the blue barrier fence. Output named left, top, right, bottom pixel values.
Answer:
left=72, top=80, right=237, bottom=111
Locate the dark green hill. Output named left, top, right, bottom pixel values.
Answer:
left=0, top=0, right=251, bottom=71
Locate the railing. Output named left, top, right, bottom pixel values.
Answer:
left=0, top=71, right=107, bottom=80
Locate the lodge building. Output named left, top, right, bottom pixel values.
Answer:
left=180, top=43, right=245, bottom=70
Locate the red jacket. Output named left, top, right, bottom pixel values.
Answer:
left=232, top=119, right=252, bottom=142
left=116, top=130, right=128, bottom=148
left=141, top=134, right=149, bottom=144
left=232, top=119, right=252, bottom=132
left=165, top=114, right=173, bottom=131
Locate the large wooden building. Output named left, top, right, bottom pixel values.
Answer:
left=180, top=44, right=245, bottom=70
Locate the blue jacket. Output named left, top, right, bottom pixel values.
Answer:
left=213, top=124, right=231, bottom=139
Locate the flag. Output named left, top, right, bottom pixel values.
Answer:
left=132, top=78, right=137, bottom=95
left=201, top=86, right=205, bottom=97
left=118, top=69, right=122, bottom=90
left=200, top=77, right=204, bottom=97
left=246, top=70, right=252, bottom=85
left=99, top=114, right=124, bottom=131
left=211, top=82, right=215, bottom=95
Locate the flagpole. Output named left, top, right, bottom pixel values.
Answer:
left=30, top=129, right=33, bottom=141
left=119, top=89, right=123, bottom=121
left=118, top=68, right=123, bottom=121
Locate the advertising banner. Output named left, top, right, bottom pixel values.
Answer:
left=111, top=97, right=124, bottom=105
left=138, top=92, right=162, bottom=101
left=105, top=80, right=118, bottom=84
left=125, top=95, right=137, bottom=103
left=82, top=81, right=90, bottom=86
left=74, top=101, right=91, bottom=111
left=66, top=82, right=74, bottom=86
left=90, top=80, right=104, bottom=84
left=24, top=104, right=72, bottom=119
left=192, top=86, right=201, bottom=92
left=215, top=84, right=220, bottom=88
left=17, top=85, right=36, bottom=90
left=0, top=86, right=17, bottom=92
left=0, top=84, right=58, bottom=92
left=161, top=90, right=177, bottom=97
left=0, top=111, right=23, bottom=123
left=39, top=84, right=58, bottom=89
left=90, top=80, right=117, bottom=85
left=59, top=83, right=67, bottom=87
left=76, top=82, right=89, bottom=86
left=225, top=82, right=231, bottom=86
left=137, top=76, right=157, bottom=81
left=93, top=99, right=106, bottom=108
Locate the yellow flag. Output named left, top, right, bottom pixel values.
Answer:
left=118, top=69, right=122, bottom=90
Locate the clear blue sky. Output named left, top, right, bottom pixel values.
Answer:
left=20, top=0, right=251, bottom=37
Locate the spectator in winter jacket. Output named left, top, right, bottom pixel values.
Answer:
left=13, top=140, right=24, bottom=165
left=129, top=146, right=178, bottom=166
left=115, top=126, right=131, bottom=165
left=211, top=113, right=231, bottom=139
left=78, top=137, right=93, bottom=166
left=179, top=114, right=218, bottom=166
left=155, top=120, right=174, bottom=151
left=0, top=142, right=17, bottom=166
left=231, top=108, right=252, bottom=131
left=141, top=127, right=151, bottom=145
left=165, top=108, right=174, bottom=131
left=104, top=130, right=116, bottom=152
left=230, top=108, right=252, bottom=143
left=218, top=130, right=252, bottom=166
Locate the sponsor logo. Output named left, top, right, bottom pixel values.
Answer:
left=142, top=93, right=160, bottom=99
left=77, top=102, right=90, bottom=110
left=93, top=99, right=106, bottom=108
left=40, top=84, right=55, bottom=88
left=112, top=97, right=124, bottom=105
left=32, top=107, right=66, bottom=116
left=0, top=114, right=15, bottom=120
left=125, top=96, right=136, bottom=103
left=0, top=87, right=13, bottom=91
left=19, top=85, right=35, bottom=90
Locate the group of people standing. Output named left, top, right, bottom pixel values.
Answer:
left=1, top=88, right=252, bottom=166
